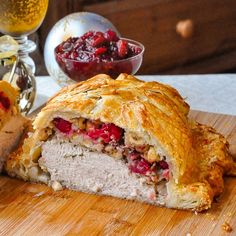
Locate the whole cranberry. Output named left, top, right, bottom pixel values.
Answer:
left=158, top=160, right=169, bottom=170
left=105, top=30, right=119, bottom=42
left=117, top=39, right=128, bottom=58
left=95, top=47, right=107, bottom=55
left=129, top=158, right=151, bottom=175
left=53, top=118, right=72, bottom=134
left=91, top=35, right=107, bottom=47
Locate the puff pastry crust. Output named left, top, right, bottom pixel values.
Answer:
left=6, top=74, right=236, bottom=211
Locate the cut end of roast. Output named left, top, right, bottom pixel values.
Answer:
left=39, top=136, right=167, bottom=205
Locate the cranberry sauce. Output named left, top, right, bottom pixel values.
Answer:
left=0, top=92, right=10, bottom=111
left=53, top=118, right=72, bottom=134
left=127, top=151, right=169, bottom=178
left=55, top=30, right=142, bottom=63
left=129, top=157, right=151, bottom=175
left=87, top=123, right=123, bottom=143
left=52, top=117, right=169, bottom=181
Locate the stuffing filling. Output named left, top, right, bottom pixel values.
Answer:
left=47, top=117, right=170, bottom=185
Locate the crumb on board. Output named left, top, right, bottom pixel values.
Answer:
left=51, top=181, right=63, bottom=191
left=222, top=222, right=233, bottom=232
left=186, top=233, right=192, bottom=236
left=194, top=211, right=198, bottom=215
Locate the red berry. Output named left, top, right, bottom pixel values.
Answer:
left=53, top=118, right=72, bottom=134
left=105, top=30, right=119, bottom=42
left=117, top=39, right=128, bottom=58
left=107, top=123, right=123, bottom=141
left=129, top=158, right=151, bottom=175
left=95, top=47, right=107, bottom=55
left=91, top=35, right=107, bottom=47
left=94, top=32, right=104, bottom=37
left=158, top=160, right=169, bottom=169
left=83, top=31, right=94, bottom=39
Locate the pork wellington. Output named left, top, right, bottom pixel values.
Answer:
left=6, top=74, right=236, bottom=211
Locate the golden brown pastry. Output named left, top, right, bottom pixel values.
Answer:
left=6, top=74, right=236, bottom=211
left=0, top=80, right=30, bottom=171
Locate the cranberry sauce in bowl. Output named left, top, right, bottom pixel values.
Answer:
left=55, top=30, right=144, bottom=82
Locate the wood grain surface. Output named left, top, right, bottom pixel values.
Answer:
left=0, top=110, right=235, bottom=236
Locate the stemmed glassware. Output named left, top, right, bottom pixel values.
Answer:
left=0, top=0, right=49, bottom=73
left=0, top=0, right=49, bottom=113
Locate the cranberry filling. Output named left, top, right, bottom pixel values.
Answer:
left=0, top=92, right=10, bottom=111
left=128, top=154, right=169, bottom=179
left=55, top=30, right=142, bottom=63
left=129, top=158, right=151, bottom=175
left=53, top=118, right=72, bottom=134
left=158, top=160, right=169, bottom=169
left=87, top=123, right=123, bottom=143
left=52, top=117, right=169, bottom=181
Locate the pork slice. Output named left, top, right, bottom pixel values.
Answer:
left=39, top=137, right=167, bottom=205
left=0, top=114, right=28, bottom=172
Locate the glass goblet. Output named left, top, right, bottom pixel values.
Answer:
left=0, top=0, right=49, bottom=74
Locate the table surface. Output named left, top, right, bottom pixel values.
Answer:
left=32, top=74, right=236, bottom=116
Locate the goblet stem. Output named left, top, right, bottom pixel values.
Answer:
left=13, top=35, right=36, bottom=74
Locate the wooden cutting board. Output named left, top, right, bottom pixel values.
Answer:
left=0, top=110, right=235, bottom=236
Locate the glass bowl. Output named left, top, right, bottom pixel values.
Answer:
left=54, top=38, right=144, bottom=82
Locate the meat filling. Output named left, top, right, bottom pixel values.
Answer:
left=50, top=117, right=170, bottom=185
